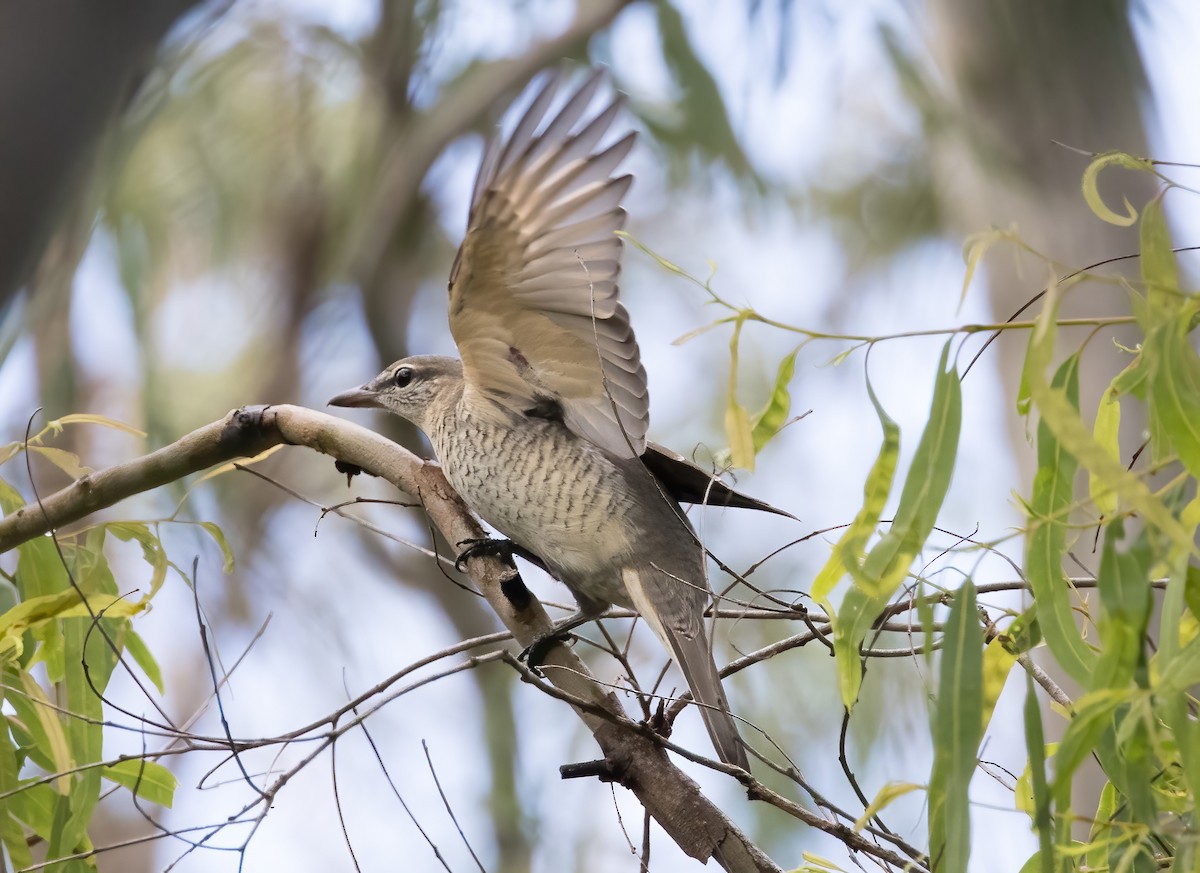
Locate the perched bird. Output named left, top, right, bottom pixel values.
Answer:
left=330, top=70, right=785, bottom=769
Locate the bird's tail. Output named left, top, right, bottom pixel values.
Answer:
left=662, top=626, right=749, bottom=770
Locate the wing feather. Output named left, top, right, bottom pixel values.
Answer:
left=449, top=71, right=648, bottom=456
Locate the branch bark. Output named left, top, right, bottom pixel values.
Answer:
left=0, top=405, right=780, bottom=871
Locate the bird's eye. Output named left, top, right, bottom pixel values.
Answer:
left=394, top=367, right=414, bottom=388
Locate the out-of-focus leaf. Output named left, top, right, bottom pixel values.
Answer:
left=724, top=401, right=755, bottom=471
left=124, top=630, right=164, bottom=694
left=1138, top=193, right=1178, bottom=322
left=1023, top=677, right=1053, bottom=873
left=196, top=521, right=236, bottom=573
left=645, top=0, right=759, bottom=189
left=28, top=447, right=92, bottom=479
left=14, top=671, right=73, bottom=795
left=106, top=522, right=169, bottom=601
left=1080, top=151, right=1153, bottom=226
left=853, top=781, right=922, bottom=833
left=47, top=414, right=146, bottom=438
left=0, top=726, right=36, bottom=868
left=1146, top=311, right=1200, bottom=480
left=959, top=227, right=1018, bottom=309
left=103, top=759, right=177, bottom=808
left=1052, top=689, right=1129, bottom=800
left=1084, top=781, right=1119, bottom=873
left=1090, top=388, right=1120, bottom=517
left=928, top=580, right=982, bottom=873
left=1091, top=521, right=1151, bottom=691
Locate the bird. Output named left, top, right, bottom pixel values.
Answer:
left=330, top=69, right=786, bottom=770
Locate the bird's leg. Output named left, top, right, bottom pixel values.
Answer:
left=454, top=537, right=546, bottom=573
left=521, top=594, right=610, bottom=671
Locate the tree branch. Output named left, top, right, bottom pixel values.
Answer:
left=0, top=405, right=780, bottom=872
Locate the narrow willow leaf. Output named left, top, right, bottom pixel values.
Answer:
left=1085, top=781, right=1119, bottom=873
left=1023, top=678, right=1053, bottom=873
left=16, top=672, right=74, bottom=795
left=1091, top=521, right=1152, bottom=691
left=1146, top=312, right=1200, bottom=481
left=1080, top=151, right=1154, bottom=227
left=124, top=631, right=164, bottom=694
left=47, top=413, right=146, bottom=438
left=928, top=580, right=983, bottom=873
left=809, top=376, right=899, bottom=608
left=1052, top=689, right=1129, bottom=800
left=0, top=728, right=36, bottom=868
left=724, top=400, right=755, bottom=471
left=1138, top=193, right=1179, bottom=322
left=834, top=345, right=960, bottom=706
left=960, top=227, right=1016, bottom=308
left=750, top=348, right=798, bottom=452
left=196, top=522, right=236, bottom=573
left=853, top=781, right=922, bottom=833
left=1090, top=388, right=1121, bottom=517
left=103, top=759, right=177, bottom=808
left=854, top=342, right=961, bottom=598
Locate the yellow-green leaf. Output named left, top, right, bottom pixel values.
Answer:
left=853, top=781, right=922, bottom=833
left=103, top=759, right=177, bottom=808
left=1090, top=388, right=1121, bottom=517
left=1080, top=151, right=1153, bottom=227
left=928, top=580, right=983, bottom=873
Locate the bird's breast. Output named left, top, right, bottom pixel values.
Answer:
left=430, top=402, right=638, bottom=574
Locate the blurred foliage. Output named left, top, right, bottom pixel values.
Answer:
left=1, top=0, right=1191, bottom=871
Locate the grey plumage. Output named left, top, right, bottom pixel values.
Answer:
left=329, top=72, right=767, bottom=769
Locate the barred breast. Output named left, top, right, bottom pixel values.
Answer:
left=430, top=398, right=641, bottom=593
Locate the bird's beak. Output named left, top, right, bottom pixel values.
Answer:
left=327, top=386, right=381, bottom=409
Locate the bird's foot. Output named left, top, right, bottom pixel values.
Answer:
left=519, top=629, right=577, bottom=672
left=454, top=537, right=540, bottom=572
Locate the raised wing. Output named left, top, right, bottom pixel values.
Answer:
left=448, top=69, right=648, bottom=457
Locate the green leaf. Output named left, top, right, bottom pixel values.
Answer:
left=1080, top=151, right=1153, bottom=227
left=1138, top=193, right=1179, bottom=322
left=1089, top=388, right=1121, bottom=518
left=833, top=344, right=961, bottom=706
left=853, top=781, right=922, bottom=833
left=724, top=400, right=755, bottom=472
left=28, top=446, right=92, bottom=480
left=750, top=348, right=798, bottom=453
left=196, top=521, right=236, bottom=573
left=124, top=631, right=164, bottom=694
left=1146, top=311, right=1200, bottom=481
left=1052, top=689, right=1128, bottom=800
left=103, top=759, right=177, bottom=808
left=1023, top=677, right=1053, bottom=873
left=1026, top=283, right=1196, bottom=562
left=1091, top=521, right=1152, bottom=691
left=809, top=376, right=899, bottom=608
left=928, top=580, right=983, bottom=873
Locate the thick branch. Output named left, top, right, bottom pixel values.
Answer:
left=0, top=405, right=780, bottom=871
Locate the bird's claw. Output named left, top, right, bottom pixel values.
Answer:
left=454, top=537, right=515, bottom=572
left=520, top=631, right=576, bottom=672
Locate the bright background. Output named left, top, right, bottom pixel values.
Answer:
left=3, top=1, right=1200, bottom=870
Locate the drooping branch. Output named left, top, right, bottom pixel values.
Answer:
left=0, top=405, right=781, bottom=872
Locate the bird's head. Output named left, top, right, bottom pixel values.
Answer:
left=328, top=355, right=464, bottom=432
